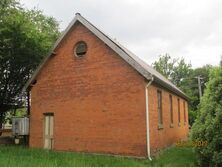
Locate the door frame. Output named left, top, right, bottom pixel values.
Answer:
left=43, top=113, right=54, bottom=150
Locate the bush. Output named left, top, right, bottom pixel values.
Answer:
left=191, top=67, right=222, bottom=167
left=189, top=110, right=197, bottom=126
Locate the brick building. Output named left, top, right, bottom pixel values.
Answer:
left=23, top=13, right=189, bottom=158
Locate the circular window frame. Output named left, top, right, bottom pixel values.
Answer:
left=74, top=41, right=87, bottom=58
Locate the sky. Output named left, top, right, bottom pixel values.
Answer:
left=20, top=0, right=222, bottom=68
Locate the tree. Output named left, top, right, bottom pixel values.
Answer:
left=180, top=65, right=212, bottom=125
left=0, top=0, right=60, bottom=131
left=152, top=54, right=192, bottom=89
left=152, top=53, right=177, bottom=79
left=191, top=67, right=222, bottom=167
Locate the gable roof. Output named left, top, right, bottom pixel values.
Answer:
left=23, top=13, right=189, bottom=100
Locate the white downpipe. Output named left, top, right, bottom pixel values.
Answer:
left=145, top=76, right=154, bottom=161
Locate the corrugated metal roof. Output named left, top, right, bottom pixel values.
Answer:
left=23, top=13, right=189, bottom=100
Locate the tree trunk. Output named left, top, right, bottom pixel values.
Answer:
left=0, top=112, right=2, bottom=136
left=0, top=106, right=10, bottom=136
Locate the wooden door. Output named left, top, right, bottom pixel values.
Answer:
left=44, top=115, right=54, bottom=149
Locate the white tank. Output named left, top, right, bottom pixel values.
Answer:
left=12, top=117, right=29, bottom=136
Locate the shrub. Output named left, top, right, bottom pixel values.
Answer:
left=191, top=67, right=222, bottom=167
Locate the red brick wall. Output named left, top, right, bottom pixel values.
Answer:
left=30, top=22, right=148, bottom=157
left=148, top=84, right=189, bottom=154
left=29, top=21, right=189, bottom=157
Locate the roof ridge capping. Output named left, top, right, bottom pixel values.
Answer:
left=75, top=12, right=81, bottom=16
left=22, top=13, right=189, bottom=100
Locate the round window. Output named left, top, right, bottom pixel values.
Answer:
left=74, top=41, right=87, bottom=57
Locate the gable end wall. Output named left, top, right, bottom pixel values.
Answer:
left=29, top=22, right=148, bottom=157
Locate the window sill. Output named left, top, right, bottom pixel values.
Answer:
left=158, top=124, right=164, bottom=130
left=170, top=123, right=174, bottom=128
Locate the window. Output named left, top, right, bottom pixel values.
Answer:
left=75, top=41, right=87, bottom=57
left=184, top=101, right=186, bottom=124
left=178, top=98, right=181, bottom=126
left=157, top=90, right=163, bottom=128
left=169, top=95, right=173, bottom=126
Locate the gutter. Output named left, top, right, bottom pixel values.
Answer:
left=145, top=76, right=154, bottom=161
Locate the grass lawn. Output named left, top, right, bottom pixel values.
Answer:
left=0, top=145, right=197, bottom=167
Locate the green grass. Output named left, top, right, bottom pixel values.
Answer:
left=0, top=146, right=197, bottom=167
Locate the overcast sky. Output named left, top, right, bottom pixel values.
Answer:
left=20, top=0, right=222, bottom=67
